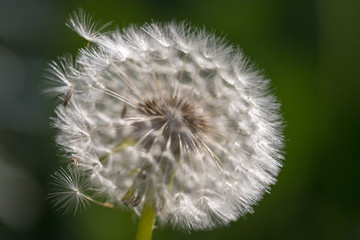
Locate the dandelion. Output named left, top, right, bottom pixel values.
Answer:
left=46, top=10, right=284, bottom=239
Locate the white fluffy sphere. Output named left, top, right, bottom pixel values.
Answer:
left=47, top=10, right=284, bottom=231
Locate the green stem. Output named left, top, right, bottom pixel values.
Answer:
left=135, top=200, right=156, bottom=240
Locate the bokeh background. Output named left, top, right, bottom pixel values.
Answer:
left=0, top=0, right=359, bottom=239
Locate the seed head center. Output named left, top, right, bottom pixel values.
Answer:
left=138, top=97, right=207, bottom=135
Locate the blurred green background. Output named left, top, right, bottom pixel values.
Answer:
left=0, top=0, right=359, bottom=239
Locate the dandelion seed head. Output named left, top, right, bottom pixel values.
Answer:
left=47, top=10, right=284, bottom=231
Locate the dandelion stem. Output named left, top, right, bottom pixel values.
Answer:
left=135, top=200, right=156, bottom=240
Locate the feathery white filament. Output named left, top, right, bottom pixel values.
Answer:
left=48, top=166, right=90, bottom=215
left=47, top=10, right=284, bottom=231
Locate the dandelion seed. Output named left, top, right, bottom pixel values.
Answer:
left=47, top=9, right=284, bottom=234
left=48, top=166, right=90, bottom=215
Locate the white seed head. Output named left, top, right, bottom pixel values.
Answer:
left=47, top=10, right=284, bottom=231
